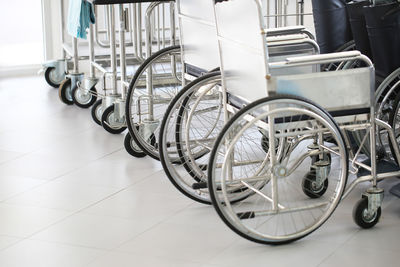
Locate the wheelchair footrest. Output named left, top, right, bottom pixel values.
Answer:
left=358, top=159, right=400, bottom=177
left=237, top=211, right=255, bottom=220
left=192, top=182, right=207, bottom=190
left=389, top=183, right=400, bottom=198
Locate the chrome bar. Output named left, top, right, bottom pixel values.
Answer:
left=108, top=5, right=117, bottom=93
left=72, top=37, right=79, bottom=73
left=88, top=23, right=95, bottom=78
left=250, top=202, right=329, bottom=218
left=118, top=4, right=127, bottom=99
left=241, top=181, right=286, bottom=209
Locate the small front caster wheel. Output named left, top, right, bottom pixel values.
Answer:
left=124, top=132, right=146, bottom=158
left=302, top=170, right=328, bottom=199
left=58, top=78, right=74, bottom=105
left=91, top=99, right=103, bottom=126
left=101, top=104, right=127, bottom=134
left=353, top=197, right=381, bottom=229
left=45, top=67, right=64, bottom=88
left=72, top=86, right=97, bottom=108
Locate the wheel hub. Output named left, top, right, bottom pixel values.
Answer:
left=362, top=208, right=377, bottom=223
left=273, top=165, right=287, bottom=178
left=76, top=89, right=91, bottom=103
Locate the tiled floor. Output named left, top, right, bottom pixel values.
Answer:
left=0, top=75, right=399, bottom=267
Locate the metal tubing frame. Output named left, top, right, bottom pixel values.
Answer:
left=108, top=5, right=118, bottom=94
left=88, top=23, right=96, bottom=78
left=118, top=4, right=127, bottom=100
left=72, top=37, right=79, bottom=73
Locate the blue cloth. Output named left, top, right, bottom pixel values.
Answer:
left=67, top=0, right=95, bottom=39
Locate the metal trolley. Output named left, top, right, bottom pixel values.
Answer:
left=205, top=0, right=400, bottom=244
left=89, top=0, right=178, bottom=135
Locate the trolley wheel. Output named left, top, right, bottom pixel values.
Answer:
left=353, top=197, right=381, bottom=229
left=44, top=67, right=64, bottom=88
left=91, top=99, right=103, bottom=126
left=124, top=132, right=146, bottom=158
left=302, top=170, right=329, bottom=199
left=311, top=152, right=332, bottom=175
left=71, top=86, right=97, bottom=108
left=101, top=104, right=127, bottom=134
left=58, top=78, right=74, bottom=105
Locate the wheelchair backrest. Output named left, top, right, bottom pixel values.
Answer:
left=214, top=0, right=270, bottom=102
left=177, top=0, right=220, bottom=77
left=215, top=0, right=374, bottom=113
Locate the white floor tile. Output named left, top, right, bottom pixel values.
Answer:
left=83, top=187, right=192, bottom=222
left=0, top=175, right=45, bottom=201
left=344, top=223, right=400, bottom=252
left=0, top=236, right=20, bottom=251
left=0, top=203, right=71, bottom=237
left=117, top=222, right=239, bottom=262
left=208, top=239, right=341, bottom=267
left=0, top=131, right=69, bottom=154
left=0, top=150, right=23, bottom=165
left=55, top=158, right=161, bottom=189
left=1, top=76, right=400, bottom=266
left=128, top=170, right=190, bottom=196
left=0, top=239, right=104, bottom=267
left=31, top=213, right=155, bottom=250
left=34, top=128, right=124, bottom=162
left=85, top=251, right=205, bottom=267
left=5, top=179, right=120, bottom=211
left=319, top=244, right=400, bottom=267
left=0, top=153, right=83, bottom=180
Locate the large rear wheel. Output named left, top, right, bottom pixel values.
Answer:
left=208, top=95, right=348, bottom=245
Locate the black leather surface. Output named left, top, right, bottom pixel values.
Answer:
left=312, top=0, right=353, bottom=53
left=346, top=1, right=373, bottom=60
left=364, top=2, right=400, bottom=77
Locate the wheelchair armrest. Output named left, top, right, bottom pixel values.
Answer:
left=265, top=26, right=315, bottom=40
left=269, top=51, right=373, bottom=68
left=266, top=34, right=307, bottom=43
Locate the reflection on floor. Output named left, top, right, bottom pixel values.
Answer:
left=0, top=75, right=399, bottom=267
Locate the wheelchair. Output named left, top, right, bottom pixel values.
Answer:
left=204, top=0, right=400, bottom=245
left=123, top=0, right=229, bottom=159
left=123, top=0, right=316, bottom=158
left=158, top=0, right=318, bottom=204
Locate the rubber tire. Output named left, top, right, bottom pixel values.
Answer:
left=124, top=132, right=146, bottom=158
left=302, top=170, right=329, bottom=199
left=58, top=78, right=74, bottom=105
left=91, top=99, right=103, bottom=126
left=158, top=72, right=221, bottom=205
left=207, top=95, right=349, bottom=245
left=125, top=45, right=181, bottom=161
left=101, top=104, right=127, bottom=134
left=353, top=197, right=381, bottom=229
left=44, top=67, right=63, bottom=88
left=175, top=72, right=221, bottom=181
left=388, top=91, right=400, bottom=165
left=72, top=86, right=97, bottom=109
